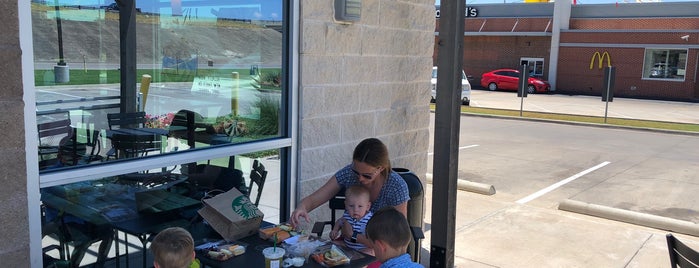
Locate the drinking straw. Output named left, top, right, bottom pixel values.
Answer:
left=274, top=233, right=277, bottom=253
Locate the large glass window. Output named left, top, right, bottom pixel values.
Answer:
left=642, top=49, right=687, bottom=80
left=32, top=0, right=286, bottom=172
left=33, top=2, right=290, bottom=264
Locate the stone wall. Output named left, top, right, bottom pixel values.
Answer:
left=0, top=0, right=30, bottom=266
left=298, top=0, right=434, bottom=222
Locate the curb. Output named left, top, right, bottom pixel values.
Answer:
left=558, top=199, right=699, bottom=237
left=425, top=173, right=496, bottom=195
left=429, top=109, right=699, bottom=137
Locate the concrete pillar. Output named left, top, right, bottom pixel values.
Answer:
left=548, top=0, right=572, bottom=91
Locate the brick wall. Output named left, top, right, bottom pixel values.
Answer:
left=0, top=0, right=31, bottom=266
left=434, top=15, right=699, bottom=100
left=298, top=0, right=434, bottom=221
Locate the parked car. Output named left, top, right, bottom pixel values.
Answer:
left=480, top=68, right=550, bottom=94
left=431, top=66, right=471, bottom=105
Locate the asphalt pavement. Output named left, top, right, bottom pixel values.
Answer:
left=421, top=90, right=699, bottom=267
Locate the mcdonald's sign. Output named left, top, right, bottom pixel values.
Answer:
left=590, top=51, right=612, bottom=70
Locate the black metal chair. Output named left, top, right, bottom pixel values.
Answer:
left=667, top=233, right=699, bottom=267
left=106, top=112, right=162, bottom=159
left=38, top=118, right=75, bottom=169
left=247, top=160, right=268, bottom=206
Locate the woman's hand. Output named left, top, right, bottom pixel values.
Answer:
left=290, top=207, right=310, bottom=227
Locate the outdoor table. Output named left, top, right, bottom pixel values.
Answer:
left=40, top=179, right=201, bottom=268
left=196, top=224, right=377, bottom=268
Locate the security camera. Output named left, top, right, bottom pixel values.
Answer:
left=681, top=35, right=690, bottom=41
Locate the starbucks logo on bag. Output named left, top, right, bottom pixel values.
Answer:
left=231, top=196, right=260, bottom=219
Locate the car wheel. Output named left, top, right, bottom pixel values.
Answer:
left=488, top=83, right=497, bottom=91
left=463, top=100, right=470, bottom=106
left=527, top=85, right=536, bottom=94
left=430, top=96, right=435, bottom=103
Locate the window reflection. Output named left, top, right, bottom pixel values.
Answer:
left=642, top=49, right=687, bottom=80
left=32, top=0, right=285, bottom=171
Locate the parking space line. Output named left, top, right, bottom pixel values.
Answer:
left=428, top=144, right=479, bottom=156
left=516, top=161, right=610, bottom=204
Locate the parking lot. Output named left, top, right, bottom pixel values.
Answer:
left=422, top=91, right=699, bottom=267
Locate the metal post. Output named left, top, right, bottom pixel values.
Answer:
left=119, top=0, right=138, bottom=113
left=432, top=0, right=465, bottom=266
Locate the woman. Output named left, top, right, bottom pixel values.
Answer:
left=291, top=138, right=410, bottom=245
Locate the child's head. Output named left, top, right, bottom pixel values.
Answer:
left=345, top=185, right=372, bottom=220
left=365, top=207, right=411, bottom=262
left=151, top=227, right=195, bottom=268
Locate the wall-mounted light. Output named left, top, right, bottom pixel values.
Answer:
left=680, top=35, right=690, bottom=42
left=334, top=0, right=361, bottom=23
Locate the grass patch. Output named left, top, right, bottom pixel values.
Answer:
left=430, top=104, right=699, bottom=133
left=35, top=68, right=265, bottom=86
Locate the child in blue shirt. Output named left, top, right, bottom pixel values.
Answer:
left=365, top=207, right=423, bottom=268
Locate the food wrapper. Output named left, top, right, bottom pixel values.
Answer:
left=311, top=244, right=350, bottom=267
left=259, top=223, right=304, bottom=241
left=198, top=242, right=246, bottom=261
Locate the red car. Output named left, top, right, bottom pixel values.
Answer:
left=480, top=68, right=550, bottom=94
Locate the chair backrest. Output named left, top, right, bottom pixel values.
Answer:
left=38, top=119, right=73, bottom=142
left=247, top=160, right=268, bottom=206
left=110, top=133, right=162, bottom=158
left=667, top=233, right=699, bottom=267
left=38, top=119, right=75, bottom=168
left=107, top=111, right=147, bottom=130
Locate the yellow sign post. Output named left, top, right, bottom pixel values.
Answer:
left=139, top=74, right=152, bottom=111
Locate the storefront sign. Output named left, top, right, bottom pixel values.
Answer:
left=435, top=7, right=478, bottom=18
left=589, top=51, right=612, bottom=70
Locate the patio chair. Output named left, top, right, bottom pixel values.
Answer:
left=247, top=160, right=268, bottom=207
left=667, top=233, right=699, bottom=267
left=106, top=111, right=161, bottom=159
left=38, top=118, right=75, bottom=169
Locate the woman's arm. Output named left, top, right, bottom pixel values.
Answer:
left=394, top=201, right=408, bottom=218
left=290, top=176, right=342, bottom=226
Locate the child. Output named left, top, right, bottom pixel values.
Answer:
left=330, top=185, right=374, bottom=254
left=150, top=227, right=198, bottom=268
left=365, top=207, right=423, bottom=268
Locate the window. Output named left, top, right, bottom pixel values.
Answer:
left=32, top=0, right=291, bottom=236
left=32, top=0, right=289, bottom=171
left=520, top=57, right=544, bottom=77
left=642, top=49, right=687, bottom=80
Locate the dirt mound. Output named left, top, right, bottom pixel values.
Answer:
left=32, top=8, right=282, bottom=67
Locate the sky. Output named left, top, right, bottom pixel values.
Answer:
left=436, top=0, right=697, bottom=4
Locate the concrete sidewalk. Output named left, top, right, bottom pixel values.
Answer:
left=470, top=90, right=699, bottom=125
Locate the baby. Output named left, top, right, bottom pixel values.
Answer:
left=330, top=185, right=374, bottom=254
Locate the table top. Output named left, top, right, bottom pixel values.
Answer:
left=41, top=179, right=200, bottom=226
left=196, top=232, right=376, bottom=268
left=106, top=127, right=169, bottom=137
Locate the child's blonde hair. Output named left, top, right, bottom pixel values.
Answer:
left=151, top=227, right=195, bottom=268
left=345, top=185, right=371, bottom=203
